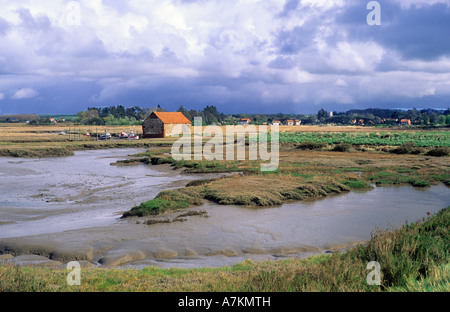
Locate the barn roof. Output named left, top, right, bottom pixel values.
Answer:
left=151, top=112, right=191, bottom=124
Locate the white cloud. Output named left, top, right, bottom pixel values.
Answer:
left=12, top=88, right=39, bottom=99
left=334, top=78, right=348, bottom=87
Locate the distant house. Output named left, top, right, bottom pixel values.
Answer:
left=295, top=120, right=301, bottom=126
left=239, top=118, right=252, bottom=126
left=353, top=119, right=365, bottom=125
left=399, top=119, right=411, bottom=126
left=272, top=120, right=281, bottom=126
left=285, top=120, right=295, bottom=126
left=142, top=112, right=191, bottom=138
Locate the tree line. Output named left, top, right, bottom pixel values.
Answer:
left=320, top=108, right=450, bottom=126
left=74, top=104, right=229, bottom=126
left=76, top=105, right=450, bottom=126
left=76, top=105, right=155, bottom=126
left=13, top=104, right=449, bottom=126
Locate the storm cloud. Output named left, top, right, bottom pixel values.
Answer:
left=0, top=0, right=449, bottom=115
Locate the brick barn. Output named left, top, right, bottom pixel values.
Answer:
left=142, top=112, right=192, bottom=138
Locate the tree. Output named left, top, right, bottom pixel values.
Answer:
left=302, top=115, right=319, bottom=125
left=177, top=105, right=187, bottom=113
left=391, top=110, right=401, bottom=120
left=429, top=112, right=440, bottom=124
left=202, top=105, right=222, bottom=123
left=86, top=109, right=99, bottom=120
left=156, top=105, right=166, bottom=112
left=177, top=105, right=193, bottom=122
left=406, top=108, right=419, bottom=123
left=317, top=109, right=329, bottom=123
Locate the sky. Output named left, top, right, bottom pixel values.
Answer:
left=0, top=0, right=450, bottom=115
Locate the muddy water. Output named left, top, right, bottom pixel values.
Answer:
left=0, top=149, right=449, bottom=269
left=0, top=148, right=211, bottom=237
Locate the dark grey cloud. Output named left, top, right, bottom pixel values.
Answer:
left=274, top=24, right=315, bottom=55
left=274, top=4, right=340, bottom=56
left=278, top=0, right=300, bottom=17
left=17, top=8, right=51, bottom=32
left=338, top=1, right=450, bottom=60
left=267, top=56, right=297, bottom=70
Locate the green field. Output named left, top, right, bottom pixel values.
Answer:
left=277, top=131, right=450, bottom=147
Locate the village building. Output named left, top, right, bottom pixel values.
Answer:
left=295, top=120, right=301, bottom=125
left=239, top=118, right=252, bottom=126
left=272, top=120, right=281, bottom=126
left=399, top=119, right=412, bottom=126
left=285, top=119, right=295, bottom=126
left=352, top=119, right=365, bottom=125
left=142, top=111, right=191, bottom=138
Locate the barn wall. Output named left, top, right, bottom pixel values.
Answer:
left=142, top=117, right=164, bottom=138
left=164, top=124, right=191, bottom=138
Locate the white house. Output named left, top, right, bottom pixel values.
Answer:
left=239, top=118, right=252, bottom=126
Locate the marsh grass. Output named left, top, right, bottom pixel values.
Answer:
left=121, top=198, right=193, bottom=218
left=122, top=175, right=352, bottom=218
left=426, top=147, right=450, bottom=157
left=352, top=208, right=450, bottom=290
left=366, top=170, right=441, bottom=187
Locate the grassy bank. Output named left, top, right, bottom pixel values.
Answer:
left=122, top=175, right=351, bottom=218
left=1, top=207, right=448, bottom=292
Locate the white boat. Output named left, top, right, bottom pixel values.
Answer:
left=99, top=132, right=111, bottom=140
left=127, top=130, right=139, bottom=140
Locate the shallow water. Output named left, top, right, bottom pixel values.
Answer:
left=0, top=149, right=449, bottom=268
left=0, top=148, right=210, bottom=238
